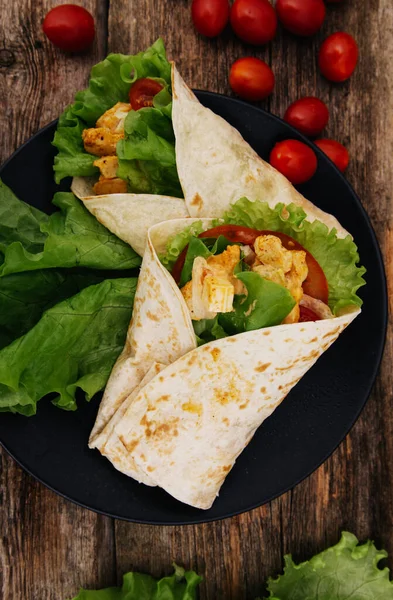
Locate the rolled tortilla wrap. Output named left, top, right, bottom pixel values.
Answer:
left=92, top=217, right=360, bottom=509
left=89, top=219, right=197, bottom=444
left=171, top=64, right=349, bottom=238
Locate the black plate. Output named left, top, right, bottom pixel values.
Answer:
left=0, top=92, right=387, bottom=525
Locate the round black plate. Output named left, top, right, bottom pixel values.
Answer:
left=0, top=92, right=387, bottom=525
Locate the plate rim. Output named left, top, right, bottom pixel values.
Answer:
left=0, top=91, right=388, bottom=525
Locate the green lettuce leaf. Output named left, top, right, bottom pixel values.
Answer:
left=219, top=272, right=295, bottom=334
left=52, top=38, right=181, bottom=197
left=0, top=269, right=105, bottom=350
left=0, top=182, right=141, bottom=276
left=71, top=564, right=201, bottom=600
left=160, top=221, right=205, bottom=271
left=222, top=198, right=366, bottom=314
left=265, top=531, right=393, bottom=600
left=0, top=278, right=137, bottom=416
left=193, top=316, right=228, bottom=345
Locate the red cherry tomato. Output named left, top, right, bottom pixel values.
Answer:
left=270, top=139, right=317, bottom=185
left=318, top=32, right=358, bottom=82
left=229, top=57, right=275, bottom=101
left=129, top=78, right=164, bottom=111
left=276, top=0, right=325, bottom=36
left=315, top=139, right=350, bottom=173
left=172, top=225, right=328, bottom=304
left=230, top=0, right=277, bottom=45
left=299, top=306, right=321, bottom=322
left=191, top=0, right=230, bottom=37
left=284, top=97, right=329, bottom=137
left=42, top=5, right=95, bottom=52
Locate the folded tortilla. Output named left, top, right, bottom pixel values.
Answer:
left=91, top=217, right=360, bottom=509
left=71, top=177, right=188, bottom=256
left=171, top=65, right=349, bottom=238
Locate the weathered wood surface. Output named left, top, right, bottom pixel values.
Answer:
left=1, top=0, right=392, bottom=598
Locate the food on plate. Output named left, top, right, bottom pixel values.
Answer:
left=284, top=97, right=329, bottom=137
left=89, top=194, right=365, bottom=509
left=0, top=278, right=138, bottom=416
left=315, top=138, right=350, bottom=172
left=319, top=32, right=359, bottom=82
left=42, top=4, right=95, bottom=53
left=269, top=139, right=318, bottom=184
left=53, top=39, right=190, bottom=255
left=0, top=180, right=140, bottom=276
left=229, top=57, right=275, bottom=101
left=191, top=0, right=230, bottom=38
left=0, top=181, right=141, bottom=415
left=53, top=39, right=179, bottom=194
left=276, top=0, right=326, bottom=37
left=230, top=0, right=277, bottom=46
left=70, top=532, right=393, bottom=600
left=169, top=65, right=343, bottom=220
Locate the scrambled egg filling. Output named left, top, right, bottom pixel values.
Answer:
left=181, top=235, right=309, bottom=324
left=82, top=102, right=131, bottom=195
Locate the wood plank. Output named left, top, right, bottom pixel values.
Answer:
left=109, top=2, right=393, bottom=599
left=0, top=1, right=115, bottom=599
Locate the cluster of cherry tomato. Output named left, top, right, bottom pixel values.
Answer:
left=192, top=0, right=357, bottom=182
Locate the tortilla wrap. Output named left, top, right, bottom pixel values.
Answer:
left=89, top=219, right=197, bottom=444
left=171, top=64, right=349, bottom=239
left=71, top=176, right=188, bottom=256
left=91, top=217, right=360, bottom=509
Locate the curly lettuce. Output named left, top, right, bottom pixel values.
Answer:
left=71, top=564, right=201, bottom=600
left=161, top=198, right=366, bottom=315
left=265, top=532, right=393, bottom=600
left=0, top=181, right=141, bottom=276
left=53, top=39, right=182, bottom=197
left=0, top=278, right=138, bottom=416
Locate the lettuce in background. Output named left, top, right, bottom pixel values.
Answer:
left=0, top=278, right=138, bottom=416
left=265, top=532, right=393, bottom=599
left=0, top=269, right=105, bottom=350
left=0, top=181, right=141, bottom=276
left=71, top=564, right=201, bottom=600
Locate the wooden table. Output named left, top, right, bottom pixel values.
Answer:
left=1, top=1, right=392, bottom=598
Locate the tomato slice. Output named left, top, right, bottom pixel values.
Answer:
left=299, top=306, right=321, bottom=322
left=172, top=224, right=329, bottom=304
left=129, top=78, right=164, bottom=111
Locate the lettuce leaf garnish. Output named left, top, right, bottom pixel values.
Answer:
left=161, top=198, right=366, bottom=314
left=52, top=39, right=182, bottom=196
left=0, top=269, right=105, bottom=350
left=0, top=181, right=141, bottom=276
left=0, top=278, right=138, bottom=416
left=265, top=531, right=393, bottom=600
left=71, top=564, right=201, bottom=600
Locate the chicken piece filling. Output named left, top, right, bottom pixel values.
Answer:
left=181, top=235, right=309, bottom=324
left=82, top=102, right=131, bottom=195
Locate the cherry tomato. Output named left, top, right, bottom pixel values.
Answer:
left=129, top=78, right=164, bottom=111
left=191, top=0, right=230, bottom=37
left=299, top=306, right=321, bottom=322
left=270, top=139, right=317, bottom=185
left=172, top=225, right=328, bottom=304
left=276, top=0, right=325, bottom=36
left=284, top=97, right=329, bottom=137
left=314, top=139, right=350, bottom=172
left=318, top=32, right=358, bottom=82
left=42, top=5, right=95, bottom=52
left=230, top=0, right=277, bottom=45
left=229, top=57, right=275, bottom=101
